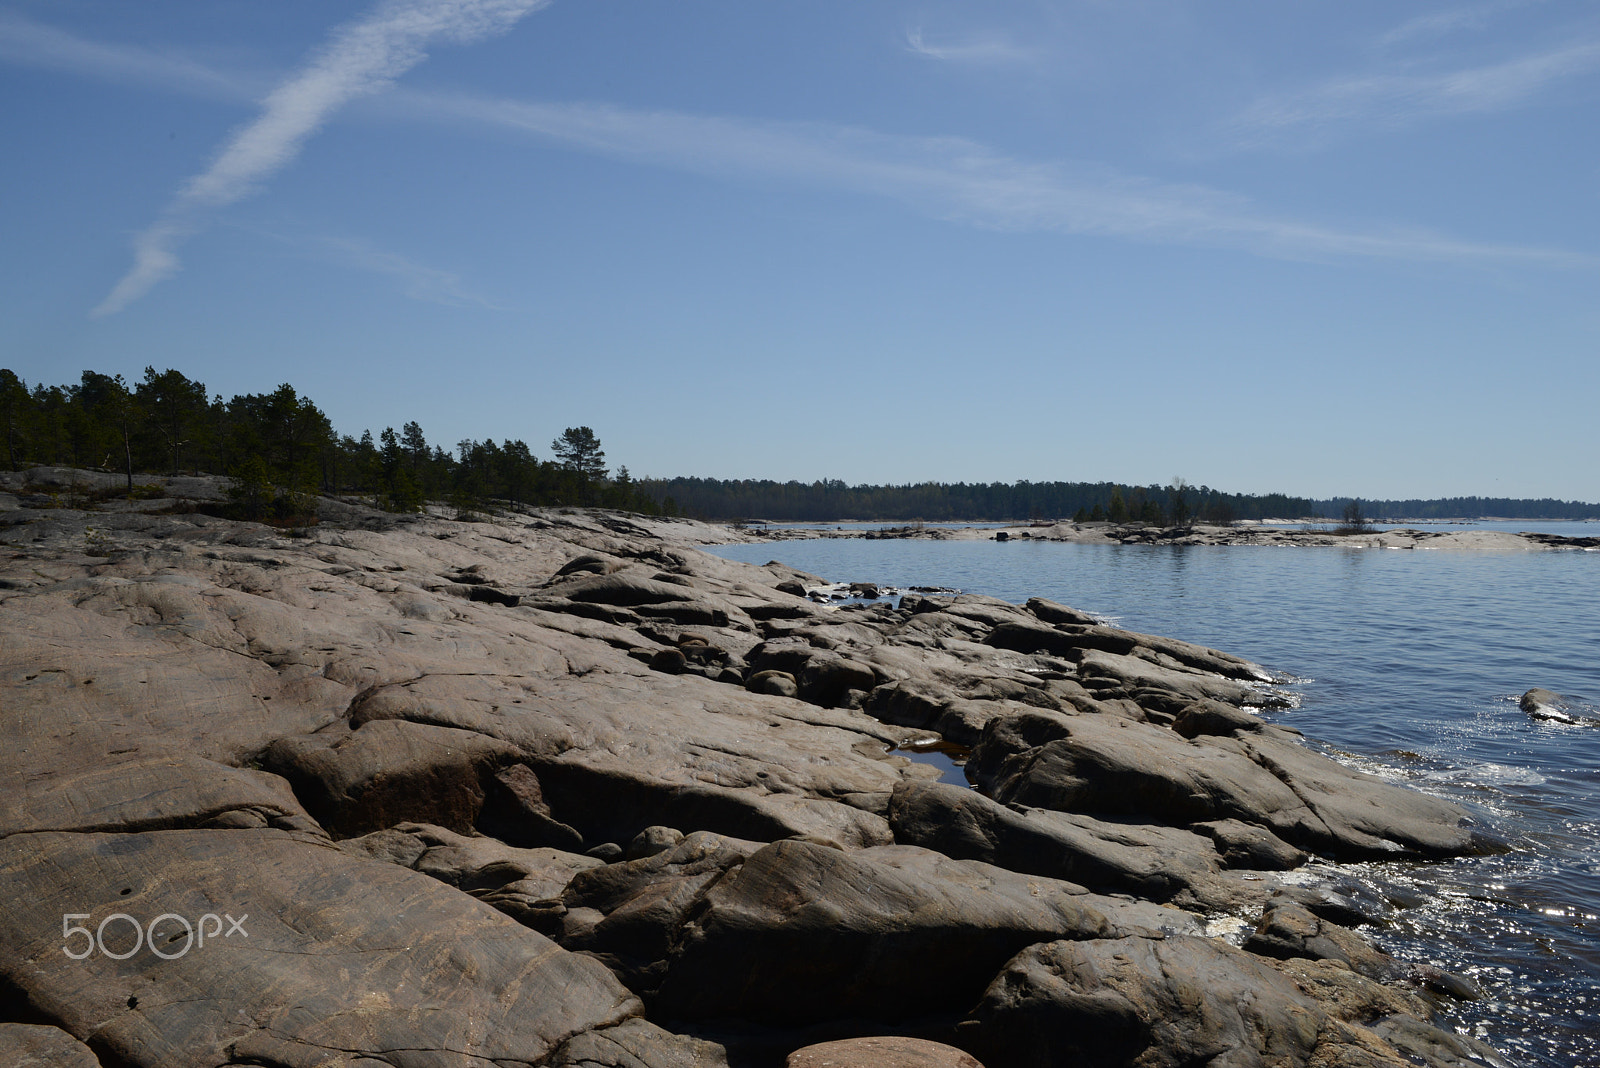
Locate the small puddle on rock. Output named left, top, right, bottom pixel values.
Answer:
left=893, top=737, right=973, bottom=788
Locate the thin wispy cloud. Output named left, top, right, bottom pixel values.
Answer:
left=238, top=223, right=505, bottom=308
left=312, top=234, right=504, bottom=309
left=1232, top=37, right=1600, bottom=145
left=92, top=0, right=546, bottom=317
left=904, top=27, right=1039, bottom=65
left=1376, top=0, right=1536, bottom=48
left=0, top=11, right=258, bottom=100
left=16, top=13, right=1584, bottom=290
left=397, top=90, right=1587, bottom=269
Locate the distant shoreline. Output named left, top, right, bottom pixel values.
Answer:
left=733, top=516, right=1600, bottom=527
left=734, top=520, right=1600, bottom=551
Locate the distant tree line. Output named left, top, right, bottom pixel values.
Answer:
left=0, top=368, right=670, bottom=521
left=1312, top=496, right=1600, bottom=521
left=10, top=368, right=1593, bottom=525
left=630, top=476, right=1313, bottom=525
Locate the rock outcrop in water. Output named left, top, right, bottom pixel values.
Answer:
left=0, top=471, right=1510, bottom=1067
left=764, top=518, right=1600, bottom=551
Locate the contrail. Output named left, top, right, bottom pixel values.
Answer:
left=93, top=0, right=546, bottom=317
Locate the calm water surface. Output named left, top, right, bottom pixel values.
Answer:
left=707, top=535, right=1600, bottom=1067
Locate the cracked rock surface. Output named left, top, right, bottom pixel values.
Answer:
left=0, top=474, right=1507, bottom=1067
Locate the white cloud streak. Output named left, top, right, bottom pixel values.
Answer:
left=904, top=27, right=1039, bottom=65
left=1232, top=37, right=1600, bottom=144
left=311, top=234, right=504, bottom=308
left=1376, top=0, right=1538, bottom=48
left=92, top=0, right=545, bottom=317
left=395, top=90, right=1587, bottom=268
left=12, top=14, right=1584, bottom=293
left=0, top=11, right=258, bottom=100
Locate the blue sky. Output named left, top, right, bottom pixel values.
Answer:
left=3, top=0, right=1597, bottom=500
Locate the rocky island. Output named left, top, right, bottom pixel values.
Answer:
left=762, top=518, right=1600, bottom=551
left=0, top=468, right=1512, bottom=1067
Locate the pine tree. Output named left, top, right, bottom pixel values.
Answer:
left=551, top=427, right=607, bottom=481
left=0, top=369, right=28, bottom=471
left=136, top=367, right=209, bottom=476
left=1108, top=487, right=1129, bottom=524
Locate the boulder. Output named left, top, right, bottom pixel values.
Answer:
left=1024, top=596, right=1100, bottom=626
left=654, top=839, right=1118, bottom=1024
left=339, top=671, right=906, bottom=849
left=1074, top=648, right=1268, bottom=706
left=560, top=830, right=760, bottom=992
left=1190, top=818, right=1306, bottom=870
left=973, top=710, right=1490, bottom=860
left=262, top=718, right=521, bottom=838
left=1242, top=900, right=1403, bottom=981
left=866, top=678, right=950, bottom=730
left=546, top=1018, right=730, bottom=1067
left=546, top=572, right=704, bottom=606
left=1367, top=1014, right=1507, bottom=1067
left=340, top=820, right=599, bottom=930
left=787, top=1036, right=984, bottom=1068
left=466, top=584, right=521, bottom=606
left=887, top=780, right=1229, bottom=906
left=749, top=640, right=882, bottom=707
left=627, top=825, right=686, bottom=860
left=528, top=759, right=895, bottom=851
left=552, top=553, right=623, bottom=578
left=1172, top=698, right=1269, bottom=738
left=479, top=762, right=587, bottom=850
left=964, top=936, right=1412, bottom=1068
left=745, top=669, right=800, bottom=698
left=635, top=600, right=731, bottom=627
left=1229, top=728, right=1503, bottom=859
left=1520, top=687, right=1577, bottom=723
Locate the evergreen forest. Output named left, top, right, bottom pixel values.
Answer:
left=5, top=368, right=1597, bottom=524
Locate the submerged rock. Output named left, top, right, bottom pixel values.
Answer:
left=1521, top=686, right=1580, bottom=723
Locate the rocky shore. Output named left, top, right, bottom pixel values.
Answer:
left=0, top=469, right=1514, bottom=1067
left=760, top=518, right=1600, bottom=550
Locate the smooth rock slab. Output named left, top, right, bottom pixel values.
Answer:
left=0, top=828, right=662, bottom=1068
left=0, top=754, right=314, bottom=837
left=0, top=1023, right=102, bottom=1068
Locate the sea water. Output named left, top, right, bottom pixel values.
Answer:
left=705, top=533, right=1600, bottom=1066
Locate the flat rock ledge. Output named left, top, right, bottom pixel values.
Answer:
left=0, top=471, right=1510, bottom=1067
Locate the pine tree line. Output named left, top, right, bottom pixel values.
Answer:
left=631, top=477, right=1312, bottom=524
left=11, top=368, right=1590, bottom=525
left=0, top=368, right=669, bottom=520
left=1311, top=496, right=1600, bottom=521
